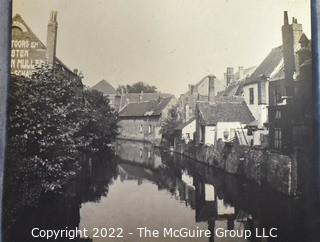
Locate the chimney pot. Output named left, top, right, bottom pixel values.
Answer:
left=208, top=75, right=216, bottom=104
left=284, top=11, right=289, bottom=25
left=46, top=10, right=58, bottom=67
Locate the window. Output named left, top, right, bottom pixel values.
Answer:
left=148, top=125, right=152, bottom=134
left=200, top=125, right=205, bottom=143
left=273, top=85, right=282, bottom=104
left=139, top=124, right=143, bottom=133
left=249, top=88, right=254, bottom=104
left=275, top=110, right=281, bottom=119
left=274, top=128, right=282, bottom=149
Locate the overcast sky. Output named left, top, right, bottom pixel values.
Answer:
left=13, top=0, right=311, bottom=96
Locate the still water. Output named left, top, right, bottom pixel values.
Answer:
left=9, top=140, right=310, bottom=242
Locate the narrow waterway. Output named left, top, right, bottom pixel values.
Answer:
left=78, top=140, right=303, bottom=242
left=9, top=140, right=307, bottom=242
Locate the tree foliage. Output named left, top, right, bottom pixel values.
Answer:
left=116, top=81, right=157, bottom=93
left=4, top=64, right=118, bottom=232
left=160, top=105, right=182, bottom=144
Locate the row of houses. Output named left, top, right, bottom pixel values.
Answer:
left=176, top=11, right=312, bottom=157
left=15, top=10, right=311, bottom=157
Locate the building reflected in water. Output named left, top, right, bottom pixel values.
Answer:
left=8, top=140, right=307, bottom=242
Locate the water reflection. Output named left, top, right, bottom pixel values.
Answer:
left=8, top=140, right=308, bottom=242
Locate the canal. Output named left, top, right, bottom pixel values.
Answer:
left=8, top=140, right=309, bottom=242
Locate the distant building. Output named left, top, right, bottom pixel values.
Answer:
left=174, top=117, right=196, bottom=145
left=119, top=92, right=173, bottom=111
left=178, top=76, right=224, bottom=122
left=91, top=80, right=117, bottom=109
left=11, top=12, right=77, bottom=79
left=118, top=96, right=177, bottom=144
left=195, top=76, right=255, bottom=146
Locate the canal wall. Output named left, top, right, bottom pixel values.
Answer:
left=174, top=140, right=297, bottom=196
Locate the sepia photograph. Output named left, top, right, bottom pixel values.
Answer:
left=1, top=0, right=319, bottom=241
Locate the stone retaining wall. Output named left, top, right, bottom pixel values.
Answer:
left=175, top=140, right=297, bottom=196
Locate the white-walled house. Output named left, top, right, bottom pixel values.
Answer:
left=181, top=118, right=196, bottom=143
left=241, top=46, right=283, bottom=129
left=195, top=94, right=255, bottom=146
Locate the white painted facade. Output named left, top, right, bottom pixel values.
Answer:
left=203, top=122, right=253, bottom=146
left=181, top=119, right=196, bottom=143
left=242, top=82, right=269, bottom=128
left=204, top=126, right=216, bottom=145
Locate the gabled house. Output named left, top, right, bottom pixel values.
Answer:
left=241, top=46, right=284, bottom=129
left=11, top=12, right=78, bottom=81
left=195, top=76, right=255, bottom=146
left=118, top=96, right=177, bottom=144
left=91, top=80, right=117, bottom=109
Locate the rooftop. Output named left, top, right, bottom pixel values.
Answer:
left=91, top=80, right=116, bottom=95
left=197, top=96, right=255, bottom=125
left=119, top=97, right=173, bottom=118
left=243, top=46, right=283, bottom=85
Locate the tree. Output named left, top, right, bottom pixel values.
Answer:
left=79, top=88, right=118, bottom=153
left=4, top=64, right=118, bottom=236
left=116, top=81, right=157, bottom=93
left=160, top=105, right=182, bottom=146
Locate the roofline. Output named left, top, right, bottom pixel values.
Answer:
left=119, top=114, right=161, bottom=119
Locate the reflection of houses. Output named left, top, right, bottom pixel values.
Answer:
left=116, top=140, right=163, bottom=169
left=268, top=12, right=312, bottom=156
left=118, top=96, right=177, bottom=144
left=195, top=76, right=255, bottom=146
left=11, top=12, right=78, bottom=79
left=178, top=75, right=224, bottom=122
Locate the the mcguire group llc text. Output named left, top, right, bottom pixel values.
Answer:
left=30, top=226, right=278, bottom=240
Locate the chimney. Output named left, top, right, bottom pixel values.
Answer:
left=224, top=73, right=227, bottom=86
left=238, top=66, right=244, bottom=79
left=208, top=75, right=216, bottom=104
left=284, top=11, right=289, bottom=25
left=46, top=11, right=58, bottom=67
left=226, top=67, right=234, bottom=86
left=281, top=11, right=303, bottom=97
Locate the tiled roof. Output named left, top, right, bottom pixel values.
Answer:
left=119, top=97, right=173, bottom=118
left=197, top=96, right=255, bottom=125
left=234, top=66, right=256, bottom=81
left=122, top=92, right=173, bottom=102
left=91, top=80, right=116, bottom=95
left=243, top=46, right=283, bottom=86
